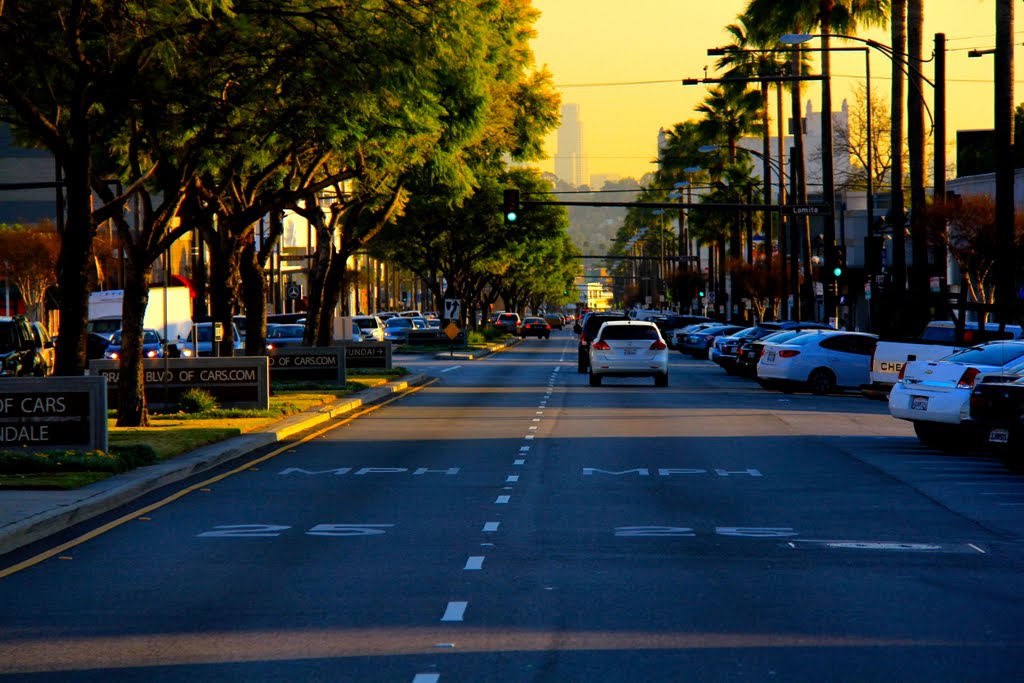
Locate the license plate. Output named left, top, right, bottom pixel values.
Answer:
left=624, top=347, right=637, bottom=356
left=766, top=351, right=776, bottom=362
left=911, top=396, right=928, bottom=411
left=989, top=428, right=1009, bottom=444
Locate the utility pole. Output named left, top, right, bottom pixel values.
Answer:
left=995, top=0, right=1017, bottom=325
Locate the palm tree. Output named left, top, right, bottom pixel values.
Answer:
left=714, top=15, right=808, bottom=318
left=696, top=86, right=765, bottom=166
left=744, top=0, right=889, bottom=322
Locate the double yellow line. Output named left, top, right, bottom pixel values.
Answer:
left=0, top=378, right=438, bottom=580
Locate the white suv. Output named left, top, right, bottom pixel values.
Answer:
left=588, top=320, right=669, bottom=387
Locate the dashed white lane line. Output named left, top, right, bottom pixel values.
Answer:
left=514, top=459, right=526, bottom=466
left=532, top=418, right=541, bottom=422
left=464, top=556, right=485, bottom=570
left=483, top=522, right=500, bottom=531
left=440, top=366, right=461, bottom=373
left=413, top=674, right=441, bottom=683
left=506, top=475, right=519, bottom=483
left=495, top=495, right=511, bottom=504
left=441, top=602, right=467, bottom=622
left=525, top=435, right=535, bottom=440
left=520, top=446, right=531, bottom=452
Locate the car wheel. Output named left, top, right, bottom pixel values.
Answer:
left=913, top=422, right=972, bottom=452
left=589, top=371, right=602, bottom=386
left=654, top=373, right=668, bottom=387
left=807, top=368, right=836, bottom=395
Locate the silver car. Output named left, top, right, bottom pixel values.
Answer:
left=588, top=320, right=670, bottom=387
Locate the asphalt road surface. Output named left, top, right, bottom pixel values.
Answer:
left=2, top=331, right=1023, bottom=681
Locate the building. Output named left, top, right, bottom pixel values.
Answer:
left=555, top=103, right=587, bottom=187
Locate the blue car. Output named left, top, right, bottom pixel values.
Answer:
left=104, top=329, right=166, bottom=360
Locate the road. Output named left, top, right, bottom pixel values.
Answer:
left=2, top=331, right=1023, bottom=681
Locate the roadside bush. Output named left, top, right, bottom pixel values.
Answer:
left=178, top=388, right=218, bottom=413
left=0, top=444, right=157, bottom=474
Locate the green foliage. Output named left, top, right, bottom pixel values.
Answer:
left=178, top=388, right=218, bottom=414
left=0, top=446, right=156, bottom=474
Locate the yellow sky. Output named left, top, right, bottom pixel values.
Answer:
left=529, top=0, right=1020, bottom=182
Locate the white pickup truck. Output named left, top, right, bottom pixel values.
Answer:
left=862, top=320, right=1024, bottom=399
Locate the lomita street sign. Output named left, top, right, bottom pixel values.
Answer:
left=780, top=204, right=832, bottom=216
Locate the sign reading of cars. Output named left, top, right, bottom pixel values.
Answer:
left=0, top=377, right=107, bottom=453
left=90, top=357, right=269, bottom=410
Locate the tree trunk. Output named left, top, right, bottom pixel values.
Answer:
left=115, top=254, right=151, bottom=426
left=889, top=0, right=908, bottom=336
left=907, top=0, right=929, bottom=331
left=240, top=240, right=269, bottom=357
left=54, top=147, right=96, bottom=376
left=206, top=226, right=242, bottom=357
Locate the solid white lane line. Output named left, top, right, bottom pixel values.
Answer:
left=514, top=459, right=525, bottom=466
left=968, top=544, right=987, bottom=554
left=495, top=495, right=511, bottom=504
left=413, top=674, right=441, bottom=683
left=483, top=522, right=499, bottom=531
left=441, top=602, right=468, bottom=622
left=440, top=366, right=461, bottom=373
left=464, top=556, right=485, bottom=570
left=506, top=475, right=519, bottom=482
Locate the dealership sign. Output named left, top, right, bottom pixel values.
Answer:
left=90, top=357, right=269, bottom=410
left=268, top=347, right=345, bottom=383
left=0, top=377, right=108, bottom=453
left=334, top=341, right=391, bottom=369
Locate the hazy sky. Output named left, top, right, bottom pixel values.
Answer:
left=529, top=0, right=1019, bottom=182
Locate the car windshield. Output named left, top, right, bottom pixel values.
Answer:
left=269, top=325, right=304, bottom=338
left=110, top=330, right=161, bottom=345
left=600, top=324, right=659, bottom=341
left=760, top=330, right=806, bottom=345
left=786, top=332, right=830, bottom=346
left=0, top=323, right=16, bottom=349
left=941, top=343, right=1024, bottom=366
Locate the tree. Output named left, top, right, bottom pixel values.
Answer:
left=921, top=195, right=1024, bottom=323
left=0, top=222, right=60, bottom=320
left=833, top=83, right=893, bottom=193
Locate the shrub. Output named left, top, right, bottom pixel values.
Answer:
left=178, top=388, right=218, bottom=414
left=0, top=446, right=156, bottom=474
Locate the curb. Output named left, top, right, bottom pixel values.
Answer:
left=433, top=337, right=521, bottom=360
left=0, top=375, right=431, bottom=557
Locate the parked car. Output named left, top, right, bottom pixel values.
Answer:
left=494, top=312, right=521, bottom=334
left=724, top=322, right=835, bottom=376
left=352, top=315, right=385, bottom=341
left=520, top=316, right=552, bottom=339
left=889, top=341, right=1024, bottom=448
left=652, top=315, right=713, bottom=347
left=575, top=310, right=631, bottom=373
left=756, top=330, right=878, bottom=395
left=967, top=375, right=1024, bottom=454
left=383, top=316, right=426, bottom=344
left=735, top=329, right=820, bottom=377
left=264, top=323, right=307, bottom=350
left=678, top=324, right=744, bottom=359
left=587, top=320, right=669, bottom=387
left=0, top=315, right=46, bottom=377
left=179, top=322, right=244, bottom=357
left=104, top=328, right=167, bottom=360
left=669, top=321, right=721, bottom=350
left=29, top=321, right=56, bottom=376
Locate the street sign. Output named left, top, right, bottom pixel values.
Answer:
left=780, top=204, right=832, bottom=217
left=444, top=322, right=461, bottom=340
left=443, top=298, right=462, bottom=321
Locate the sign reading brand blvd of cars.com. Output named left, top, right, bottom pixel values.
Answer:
left=0, top=377, right=108, bottom=453
left=268, top=347, right=345, bottom=384
left=90, top=358, right=269, bottom=411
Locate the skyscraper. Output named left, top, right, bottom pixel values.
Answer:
left=555, top=103, right=587, bottom=187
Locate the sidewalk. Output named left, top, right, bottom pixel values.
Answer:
left=0, top=375, right=431, bottom=557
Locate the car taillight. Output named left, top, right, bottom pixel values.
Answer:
left=592, top=340, right=610, bottom=350
left=896, top=363, right=907, bottom=381
left=956, top=367, right=980, bottom=390
left=778, top=349, right=800, bottom=358
left=649, top=340, right=667, bottom=350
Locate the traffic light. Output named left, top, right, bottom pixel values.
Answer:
left=831, top=245, right=847, bottom=279
left=502, top=188, right=519, bottom=224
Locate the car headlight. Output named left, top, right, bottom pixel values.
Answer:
left=146, top=349, right=158, bottom=358
left=181, top=348, right=193, bottom=358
